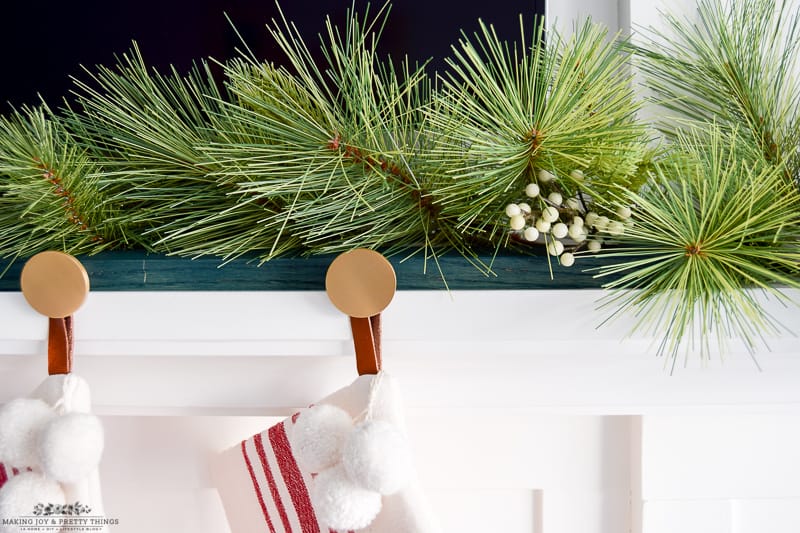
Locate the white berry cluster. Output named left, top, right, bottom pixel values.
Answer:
left=504, top=169, right=633, bottom=266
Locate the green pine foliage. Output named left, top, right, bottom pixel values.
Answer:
left=631, top=0, right=800, bottom=181
left=0, top=106, right=131, bottom=266
left=590, top=0, right=800, bottom=364
left=196, top=4, right=453, bottom=264
left=59, top=46, right=294, bottom=261
left=0, top=3, right=649, bottom=269
left=595, top=128, right=800, bottom=368
left=427, top=18, right=649, bottom=242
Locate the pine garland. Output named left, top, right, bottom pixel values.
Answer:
left=0, top=4, right=648, bottom=268
left=0, top=0, right=798, bottom=363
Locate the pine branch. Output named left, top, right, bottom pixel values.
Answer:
left=58, top=45, right=296, bottom=260
left=631, top=0, right=800, bottom=182
left=425, top=16, right=649, bottom=245
left=183, top=2, right=467, bottom=263
left=592, top=127, right=800, bottom=369
left=0, top=105, right=132, bottom=264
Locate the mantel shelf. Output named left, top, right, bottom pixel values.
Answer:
left=0, top=250, right=615, bottom=291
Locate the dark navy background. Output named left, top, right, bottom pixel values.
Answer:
left=0, top=1, right=544, bottom=111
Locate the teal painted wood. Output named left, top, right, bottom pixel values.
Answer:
left=0, top=251, right=616, bottom=291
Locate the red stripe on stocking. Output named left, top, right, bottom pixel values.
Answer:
left=269, top=423, right=320, bottom=533
left=241, top=441, right=276, bottom=533
left=254, top=433, right=293, bottom=532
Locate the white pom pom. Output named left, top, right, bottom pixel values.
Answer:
left=37, top=413, right=104, bottom=484
left=616, top=205, right=632, bottom=219
left=311, top=464, right=382, bottom=531
left=509, top=214, right=526, bottom=231
left=33, top=374, right=92, bottom=413
left=290, top=404, right=352, bottom=473
left=547, top=192, right=563, bottom=206
left=565, top=197, right=581, bottom=210
left=343, top=420, right=413, bottom=495
left=0, top=398, right=54, bottom=467
left=517, top=202, right=531, bottom=214
left=524, top=183, right=540, bottom=198
left=0, top=472, right=65, bottom=533
left=587, top=240, right=602, bottom=252
left=523, top=227, right=539, bottom=242
left=584, top=211, right=599, bottom=227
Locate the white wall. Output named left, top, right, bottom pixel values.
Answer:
left=641, top=414, right=800, bottom=533
left=547, top=0, right=622, bottom=35
left=2, top=287, right=799, bottom=533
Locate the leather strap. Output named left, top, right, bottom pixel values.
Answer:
left=350, top=314, right=381, bottom=375
left=48, top=316, right=73, bottom=375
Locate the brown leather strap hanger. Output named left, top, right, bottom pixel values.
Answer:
left=350, top=314, right=382, bottom=375
left=20, top=251, right=89, bottom=375
left=325, top=249, right=396, bottom=376
left=47, top=316, right=74, bottom=375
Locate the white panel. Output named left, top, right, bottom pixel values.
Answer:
left=410, top=414, right=634, bottom=533
left=428, top=489, right=535, bottom=533
left=541, top=490, right=630, bottom=533
left=407, top=414, right=632, bottom=491
left=732, top=499, right=800, bottom=533
left=2, top=291, right=797, bottom=358
left=643, top=500, right=731, bottom=533
left=642, top=415, right=800, bottom=500
left=99, top=416, right=279, bottom=533
left=5, top=352, right=800, bottom=415
left=103, top=489, right=230, bottom=533
left=547, top=0, right=621, bottom=34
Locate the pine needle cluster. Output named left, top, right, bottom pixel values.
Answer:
left=596, top=129, right=800, bottom=368
left=0, top=106, right=132, bottom=268
left=426, top=18, right=648, bottom=242
left=594, top=0, right=800, bottom=364
left=631, top=0, right=800, bottom=182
